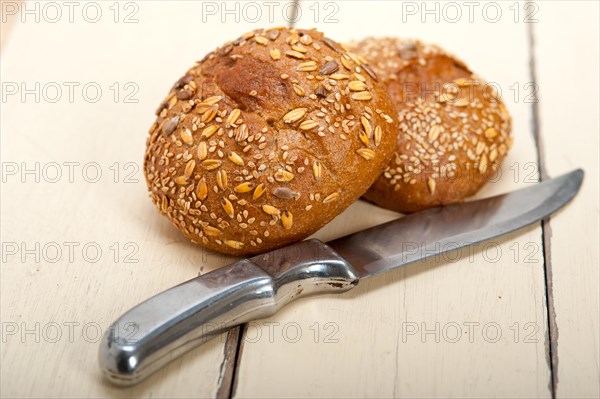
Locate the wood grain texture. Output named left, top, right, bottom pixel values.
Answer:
left=532, top=2, right=600, bottom=398
left=233, top=2, right=551, bottom=397
left=1, top=1, right=597, bottom=398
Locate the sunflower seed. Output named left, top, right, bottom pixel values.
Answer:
left=315, top=86, right=327, bottom=97
left=162, top=116, right=179, bottom=135
left=321, top=60, right=339, bottom=75
left=176, top=89, right=193, bottom=100
left=322, top=37, right=341, bottom=53
left=273, top=187, right=300, bottom=200
left=361, top=63, right=378, bottom=81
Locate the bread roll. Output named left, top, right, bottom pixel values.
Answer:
left=144, top=28, right=398, bottom=255
left=348, top=38, right=513, bottom=213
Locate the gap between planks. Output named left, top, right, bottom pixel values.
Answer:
left=527, top=18, right=558, bottom=399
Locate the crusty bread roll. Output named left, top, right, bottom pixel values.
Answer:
left=348, top=38, right=513, bottom=213
left=144, top=27, right=398, bottom=255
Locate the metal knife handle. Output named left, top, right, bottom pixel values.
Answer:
left=99, top=239, right=359, bottom=385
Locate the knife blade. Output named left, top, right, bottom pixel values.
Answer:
left=99, top=169, right=583, bottom=386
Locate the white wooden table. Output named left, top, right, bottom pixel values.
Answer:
left=1, top=1, right=598, bottom=398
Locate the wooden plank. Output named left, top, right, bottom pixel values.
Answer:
left=233, top=1, right=551, bottom=397
left=0, top=2, right=292, bottom=397
left=532, top=2, right=600, bottom=397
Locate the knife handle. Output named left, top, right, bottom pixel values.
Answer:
left=99, top=239, right=359, bottom=386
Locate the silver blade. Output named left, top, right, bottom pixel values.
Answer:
left=328, top=169, right=583, bottom=279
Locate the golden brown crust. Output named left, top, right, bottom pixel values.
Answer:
left=348, top=38, right=513, bottom=213
left=144, top=28, right=398, bottom=256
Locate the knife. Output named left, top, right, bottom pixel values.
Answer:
left=99, top=169, right=583, bottom=386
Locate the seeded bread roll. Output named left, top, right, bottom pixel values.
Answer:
left=144, top=27, right=398, bottom=256
left=348, top=38, right=513, bottom=213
